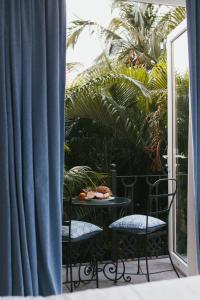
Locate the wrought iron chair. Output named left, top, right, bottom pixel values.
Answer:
left=62, top=194, right=102, bottom=292
left=109, top=178, right=180, bottom=282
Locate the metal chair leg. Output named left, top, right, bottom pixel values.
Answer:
left=144, top=234, right=150, bottom=282
left=68, top=243, right=73, bottom=293
left=113, top=234, right=119, bottom=284
left=137, top=258, right=140, bottom=274
left=145, top=255, right=150, bottom=282
left=65, top=264, right=68, bottom=282
left=95, top=257, right=99, bottom=288
left=69, top=261, right=73, bottom=292
left=62, top=245, right=68, bottom=284
left=168, top=251, right=180, bottom=278
left=94, top=237, right=99, bottom=288
left=114, top=259, right=119, bottom=284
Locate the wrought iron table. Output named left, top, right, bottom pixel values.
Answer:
left=72, top=196, right=131, bottom=223
left=72, top=196, right=131, bottom=208
left=72, top=197, right=131, bottom=236
left=71, top=197, right=131, bottom=282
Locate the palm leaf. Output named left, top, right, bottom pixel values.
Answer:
left=66, top=62, right=84, bottom=73
left=64, top=166, right=107, bottom=196
left=66, top=70, right=151, bottom=141
left=148, top=56, right=167, bottom=91
left=67, top=19, right=122, bottom=49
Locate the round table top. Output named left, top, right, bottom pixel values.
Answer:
left=72, top=196, right=131, bottom=208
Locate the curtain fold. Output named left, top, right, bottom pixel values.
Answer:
left=0, top=0, right=66, bottom=296
left=186, top=0, right=200, bottom=272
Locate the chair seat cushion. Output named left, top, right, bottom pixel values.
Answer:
left=109, top=214, right=166, bottom=234
left=62, top=220, right=102, bottom=241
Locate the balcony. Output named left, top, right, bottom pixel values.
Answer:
left=62, top=170, right=184, bottom=292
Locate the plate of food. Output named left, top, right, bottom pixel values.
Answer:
left=79, top=186, right=113, bottom=201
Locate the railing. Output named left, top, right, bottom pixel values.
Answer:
left=110, top=163, right=167, bottom=215
left=63, top=165, right=176, bottom=261
left=63, top=165, right=188, bottom=265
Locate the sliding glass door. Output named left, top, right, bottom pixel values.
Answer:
left=167, top=20, right=189, bottom=274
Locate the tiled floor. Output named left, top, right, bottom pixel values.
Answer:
left=62, top=257, right=182, bottom=293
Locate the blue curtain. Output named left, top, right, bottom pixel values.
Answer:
left=0, top=0, right=66, bottom=296
left=186, top=0, right=200, bottom=272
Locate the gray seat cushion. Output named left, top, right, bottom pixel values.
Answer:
left=109, top=214, right=166, bottom=234
left=62, top=220, right=102, bottom=241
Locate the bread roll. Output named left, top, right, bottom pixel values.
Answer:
left=96, top=185, right=111, bottom=194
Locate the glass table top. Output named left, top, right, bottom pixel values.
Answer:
left=72, top=196, right=131, bottom=207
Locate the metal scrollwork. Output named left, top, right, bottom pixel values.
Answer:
left=102, top=260, right=131, bottom=283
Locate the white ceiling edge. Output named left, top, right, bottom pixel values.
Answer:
left=133, top=0, right=186, bottom=7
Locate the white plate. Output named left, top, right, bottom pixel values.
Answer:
left=85, top=196, right=114, bottom=201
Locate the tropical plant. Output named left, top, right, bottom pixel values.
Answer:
left=67, top=65, right=149, bottom=140
left=64, top=166, right=107, bottom=196
left=141, top=56, right=168, bottom=170
left=67, top=62, right=84, bottom=72
left=66, top=56, right=168, bottom=171
left=67, top=2, right=185, bottom=68
left=65, top=1, right=186, bottom=173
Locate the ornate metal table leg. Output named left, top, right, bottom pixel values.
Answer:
left=103, top=259, right=131, bottom=283
left=102, top=230, right=132, bottom=283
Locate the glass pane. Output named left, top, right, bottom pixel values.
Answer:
left=173, top=31, right=189, bottom=261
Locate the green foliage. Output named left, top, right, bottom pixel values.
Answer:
left=64, top=166, right=107, bottom=196
left=156, top=7, right=186, bottom=36
left=175, top=71, right=189, bottom=159
left=67, top=3, right=186, bottom=68
left=66, top=60, right=168, bottom=172
left=65, top=1, right=186, bottom=174
left=67, top=19, right=121, bottom=50
left=67, top=66, right=150, bottom=142
left=66, top=62, right=83, bottom=73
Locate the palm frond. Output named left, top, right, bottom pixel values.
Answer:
left=156, top=7, right=186, bottom=36
left=64, top=143, right=71, bottom=153
left=148, top=56, right=167, bottom=91
left=67, top=20, right=96, bottom=48
left=64, top=166, right=107, bottom=196
left=66, top=62, right=84, bottom=73
left=70, top=62, right=112, bottom=86
left=66, top=70, right=151, bottom=142
left=68, top=72, right=150, bottom=99
left=67, top=18, right=122, bottom=49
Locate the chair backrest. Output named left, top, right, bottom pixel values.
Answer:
left=147, top=178, right=177, bottom=222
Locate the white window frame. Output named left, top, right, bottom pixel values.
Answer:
left=167, top=19, right=198, bottom=276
